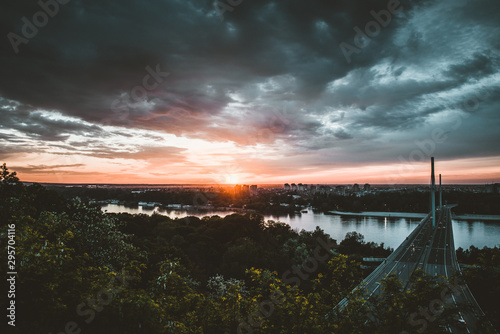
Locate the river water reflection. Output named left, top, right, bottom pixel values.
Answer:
left=101, top=204, right=500, bottom=250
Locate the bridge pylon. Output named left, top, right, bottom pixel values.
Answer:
left=439, top=174, right=442, bottom=210
left=431, top=157, right=436, bottom=228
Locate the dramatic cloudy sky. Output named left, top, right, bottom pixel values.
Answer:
left=1, top=0, right=499, bottom=184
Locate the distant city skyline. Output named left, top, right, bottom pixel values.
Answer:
left=1, top=1, right=499, bottom=184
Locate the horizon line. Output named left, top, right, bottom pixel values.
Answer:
left=23, top=181, right=496, bottom=186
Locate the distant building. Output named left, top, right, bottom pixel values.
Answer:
left=335, top=185, right=346, bottom=196
left=485, top=183, right=500, bottom=193
left=319, top=185, right=331, bottom=194
left=352, top=183, right=360, bottom=193
left=242, top=184, right=250, bottom=192
left=291, top=183, right=297, bottom=191
left=284, top=183, right=290, bottom=191
left=234, top=184, right=241, bottom=194
left=364, top=183, right=371, bottom=192
left=298, top=183, right=304, bottom=191
left=309, top=185, right=316, bottom=193
left=250, top=185, right=258, bottom=194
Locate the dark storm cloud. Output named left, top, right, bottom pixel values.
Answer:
left=0, top=0, right=416, bottom=124
left=0, top=98, right=103, bottom=141
left=1, top=0, right=499, bottom=168
left=333, top=128, right=353, bottom=140
left=444, top=53, right=497, bottom=82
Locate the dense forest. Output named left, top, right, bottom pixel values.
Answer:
left=1, top=164, right=499, bottom=333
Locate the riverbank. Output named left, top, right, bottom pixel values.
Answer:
left=328, top=211, right=427, bottom=219
left=452, top=214, right=500, bottom=221
left=329, top=210, right=500, bottom=221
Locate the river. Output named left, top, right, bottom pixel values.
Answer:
left=101, top=204, right=500, bottom=250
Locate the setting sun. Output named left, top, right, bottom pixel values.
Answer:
left=227, top=174, right=239, bottom=184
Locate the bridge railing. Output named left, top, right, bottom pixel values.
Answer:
left=447, top=208, right=487, bottom=318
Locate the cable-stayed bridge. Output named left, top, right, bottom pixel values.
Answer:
left=330, top=158, right=495, bottom=333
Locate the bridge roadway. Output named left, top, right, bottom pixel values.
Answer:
left=331, top=206, right=494, bottom=333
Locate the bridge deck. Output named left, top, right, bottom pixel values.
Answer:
left=330, top=206, right=495, bottom=333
